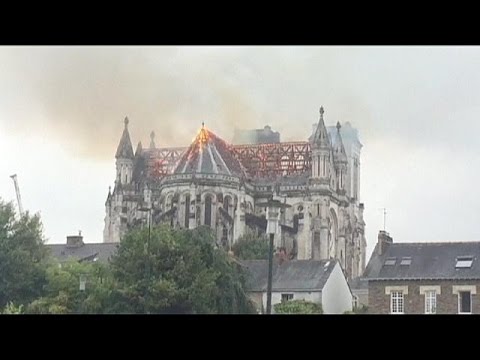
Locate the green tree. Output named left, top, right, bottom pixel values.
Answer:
left=274, top=300, right=323, bottom=314
left=0, top=199, right=49, bottom=308
left=2, top=302, right=24, bottom=314
left=107, top=225, right=256, bottom=314
left=232, top=228, right=269, bottom=260
left=26, top=260, right=113, bottom=314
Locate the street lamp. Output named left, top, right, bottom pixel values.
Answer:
left=256, top=198, right=291, bottom=314
left=138, top=206, right=153, bottom=283
left=137, top=206, right=152, bottom=255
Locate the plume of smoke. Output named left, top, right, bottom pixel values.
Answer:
left=0, top=46, right=377, bottom=160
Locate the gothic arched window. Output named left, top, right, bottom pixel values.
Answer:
left=224, top=196, right=231, bottom=216
left=204, top=195, right=212, bottom=227
left=184, top=194, right=190, bottom=228
left=329, top=209, right=338, bottom=259
left=222, top=225, right=228, bottom=247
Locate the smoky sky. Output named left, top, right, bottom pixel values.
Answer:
left=3, top=46, right=480, bottom=155
left=1, top=46, right=480, bottom=255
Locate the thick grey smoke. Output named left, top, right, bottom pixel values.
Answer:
left=2, top=46, right=480, bottom=159
left=0, top=46, right=379, bottom=159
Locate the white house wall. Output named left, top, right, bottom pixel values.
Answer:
left=261, top=291, right=322, bottom=313
left=321, top=263, right=353, bottom=314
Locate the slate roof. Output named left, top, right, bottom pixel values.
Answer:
left=46, top=243, right=118, bottom=263
left=174, top=127, right=246, bottom=178
left=242, top=259, right=337, bottom=292
left=364, top=242, right=480, bottom=280
left=348, top=277, right=369, bottom=290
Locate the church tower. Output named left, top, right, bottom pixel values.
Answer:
left=332, top=121, right=348, bottom=194
left=311, top=107, right=332, bottom=183
left=115, top=117, right=134, bottom=185
left=104, top=116, right=135, bottom=243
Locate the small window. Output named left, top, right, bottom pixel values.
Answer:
left=281, top=294, right=294, bottom=302
left=390, top=291, right=404, bottom=314
left=458, top=291, right=472, bottom=314
left=384, top=257, right=397, bottom=266
left=456, top=257, right=474, bottom=268
left=425, top=290, right=436, bottom=314
left=400, top=257, right=412, bottom=266
left=122, top=206, right=128, bottom=213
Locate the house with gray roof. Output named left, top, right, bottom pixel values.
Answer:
left=242, top=258, right=353, bottom=314
left=46, top=233, right=118, bottom=264
left=364, top=230, right=480, bottom=314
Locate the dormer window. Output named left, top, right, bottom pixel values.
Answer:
left=456, top=256, right=474, bottom=269
left=384, top=257, right=396, bottom=266
left=400, top=257, right=412, bottom=266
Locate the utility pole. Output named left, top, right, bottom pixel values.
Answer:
left=138, top=205, right=152, bottom=277
left=10, top=174, right=24, bottom=216
left=266, top=232, right=274, bottom=314
left=257, top=197, right=291, bottom=314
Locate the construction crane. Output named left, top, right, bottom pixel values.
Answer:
left=10, top=174, right=24, bottom=216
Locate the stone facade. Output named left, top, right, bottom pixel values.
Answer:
left=369, top=280, right=480, bottom=314
left=103, top=108, right=367, bottom=279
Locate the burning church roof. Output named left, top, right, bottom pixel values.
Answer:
left=173, top=124, right=247, bottom=178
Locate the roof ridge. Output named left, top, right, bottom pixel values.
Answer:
left=391, top=241, right=480, bottom=245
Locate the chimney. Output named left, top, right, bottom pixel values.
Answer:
left=358, top=203, right=365, bottom=222
left=377, top=230, right=393, bottom=256
left=66, top=232, right=84, bottom=248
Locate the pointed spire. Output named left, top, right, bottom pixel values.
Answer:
left=333, top=121, right=347, bottom=163
left=135, top=141, right=143, bottom=156
left=150, top=131, right=156, bottom=149
left=115, top=116, right=134, bottom=159
left=106, top=186, right=112, bottom=204
left=311, top=106, right=330, bottom=148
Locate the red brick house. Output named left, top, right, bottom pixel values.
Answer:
left=364, top=231, right=480, bottom=314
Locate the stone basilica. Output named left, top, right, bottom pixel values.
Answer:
left=103, top=107, right=367, bottom=279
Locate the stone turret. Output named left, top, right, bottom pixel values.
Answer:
left=311, top=106, right=332, bottom=182
left=115, top=117, right=134, bottom=185
left=332, top=121, right=348, bottom=193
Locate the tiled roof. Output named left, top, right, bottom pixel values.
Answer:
left=364, top=242, right=480, bottom=280
left=242, top=259, right=337, bottom=292
left=348, top=277, right=368, bottom=290
left=46, top=243, right=118, bottom=263
left=174, top=127, right=246, bottom=178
